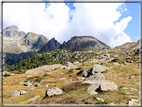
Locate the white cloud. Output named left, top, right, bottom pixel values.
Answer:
left=3, top=3, right=132, bottom=48
left=115, top=16, right=132, bottom=31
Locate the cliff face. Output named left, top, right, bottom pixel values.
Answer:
left=59, top=36, right=110, bottom=52
left=39, top=37, right=61, bottom=52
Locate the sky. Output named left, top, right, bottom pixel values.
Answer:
left=3, top=1, right=140, bottom=48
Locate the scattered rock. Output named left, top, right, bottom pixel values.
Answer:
left=128, top=99, right=139, bottom=105
left=109, top=103, right=115, bottom=105
left=73, top=61, right=80, bottom=65
left=27, top=95, right=40, bottom=103
left=19, top=90, right=28, bottom=95
left=95, top=97, right=104, bottom=102
left=43, top=84, right=48, bottom=88
left=65, top=79, right=72, bottom=82
left=3, top=83, right=6, bottom=85
left=129, top=75, right=135, bottom=79
left=29, top=88, right=35, bottom=91
left=8, top=91, right=20, bottom=97
left=57, top=77, right=67, bottom=80
left=99, top=81, right=118, bottom=91
left=45, top=87, right=64, bottom=97
left=76, top=77, right=85, bottom=81
left=40, top=79, right=44, bottom=83
left=113, top=62, right=121, bottom=66
left=76, top=70, right=87, bottom=77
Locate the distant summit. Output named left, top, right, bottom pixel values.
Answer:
left=59, top=36, right=110, bottom=52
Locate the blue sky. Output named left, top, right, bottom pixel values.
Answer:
left=3, top=2, right=140, bottom=48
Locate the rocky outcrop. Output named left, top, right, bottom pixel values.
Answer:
left=25, top=64, right=62, bottom=74
left=45, top=87, right=64, bottom=97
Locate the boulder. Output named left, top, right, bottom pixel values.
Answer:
left=89, top=64, right=110, bottom=74
left=86, top=72, right=105, bottom=81
left=76, top=70, right=87, bottom=77
left=87, top=82, right=100, bottom=95
left=64, top=62, right=77, bottom=69
left=19, top=90, right=28, bottom=95
left=8, top=91, right=20, bottom=97
left=99, top=81, right=118, bottom=91
left=128, top=99, right=139, bottom=105
left=45, top=87, right=64, bottom=97
left=113, top=62, right=121, bottom=66
left=73, top=61, right=80, bottom=65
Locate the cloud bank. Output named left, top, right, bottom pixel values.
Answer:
left=3, top=3, right=132, bottom=48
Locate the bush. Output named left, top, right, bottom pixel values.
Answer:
left=66, top=69, right=73, bottom=74
left=44, top=73, right=50, bottom=76
left=61, top=82, right=89, bottom=92
left=111, top=58, right=119, bottom=62
left=25, top=76, right=44, bottom=83
left=56, top=97, right=78, bottom=104
left=4, top=73, right=11, bottom=77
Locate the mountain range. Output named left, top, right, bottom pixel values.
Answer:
left=2, top=25, right=140, bottom=68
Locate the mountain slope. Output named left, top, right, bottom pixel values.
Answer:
left=59, top=36, right=110, bottom=52
left=3, top=25, right=49, bottom=54
left=39, top=37, right=61, bottom=52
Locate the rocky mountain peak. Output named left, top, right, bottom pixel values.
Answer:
left=59, top=35, right=110, bottom=52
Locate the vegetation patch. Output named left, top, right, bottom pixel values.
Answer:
left=61, top=82, right=89, bottom=92
left=24, top=76, right=44, bottom=83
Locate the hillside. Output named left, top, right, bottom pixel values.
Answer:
left=3, top=47, right=140, bottom=105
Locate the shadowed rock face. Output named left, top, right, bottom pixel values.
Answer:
left=39, top=37, right=61, bottom=52
left=59, top=36, right=110, bottom=52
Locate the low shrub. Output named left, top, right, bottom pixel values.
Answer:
left=61, top=82, right=89, bottom=92
left=4, top=73, right=11, bottom=77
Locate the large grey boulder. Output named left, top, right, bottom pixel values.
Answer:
left=89, top=64, right=110, bottom=75
left=87, top=82, right=100, bottom=95
left=99, top=81, right=118, bottom=91
left=45, top=87, right=64, bottom=97
left=86, top=72, right=105, bottom=81
left=8, top=91, right=20, bottom=97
